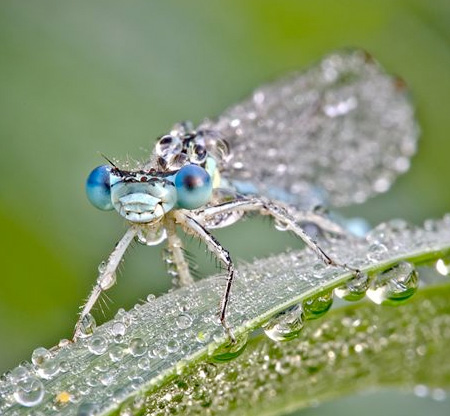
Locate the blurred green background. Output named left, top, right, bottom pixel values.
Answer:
left=1, top=0, right=449, bottom=414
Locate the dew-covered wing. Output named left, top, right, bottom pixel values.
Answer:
left=204, top=49, right=418, bottom=208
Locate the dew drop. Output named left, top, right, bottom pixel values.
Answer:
left=303, top=291, right=333, bottom=320
left=111, top=322, right=126, bottom=337
left=88, top=335, right=108, bottom=355
left=13, top=376, right=44, bottom=407
left=109, top=344, right=126, bottom=362
left=36, top=357, right=59, bottom=380
left=263, top=304, right=305, bottom=342
left=129, top=338, right=147, bottom=357
left=78, top=314, right=96, bottom=338
left=97, top=270, right=116, bottom=290
left=366, top=242, right=389, bottom=261
left=176, top=313, right=193, bottom=330
left=334, top=272, right=370, bottom=301
left=31, top=347, right=50, bottom=366
left=366, top=262, right=418, bottom=305
left=209, top=333, right=248, bottom=362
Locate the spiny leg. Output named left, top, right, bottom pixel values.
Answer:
left=73, top=226, right=138, bottom=340
left=164, top=216, right=195, bottom=287
left=174, top=211, right=236, bottom=342
left=195, top=197, right=360, bottom=274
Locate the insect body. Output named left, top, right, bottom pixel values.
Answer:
left=76, top=50, right=418, bottom=341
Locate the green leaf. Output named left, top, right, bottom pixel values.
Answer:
left=1, top=217, right=450, bottom=415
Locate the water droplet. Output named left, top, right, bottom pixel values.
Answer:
left=109, top=344, right=126, bottom=362
left=129, top=338, right=147, bottom=357
left=9, top=366, right=30, bottom=383
left=209, top=333, right=248, bottom=362
left=334, top=272, right=370, bottom=301
left=36, top=357, right=59, bottom=380
left=97, top=270, right=116, bottom=290
left=111, top=322, right=126, bottom=337
left=136, top=226, right=167, bottom=246
left=366, top=242, right=388, bottom=262
left=176, top=313, right=193, bottom=329
left=155, top=134, right=183, bottom=158
left=166, top=339, right=179, bottom=353
left=303, top=291, right=333, bottom=320
left=14, top=376, right=44, bottom=407
left=78, top=314, right=96, bottom=338
left=366, top=262, right=418, bottom=305
left=31, top=347, right=50, bottom=366
left=263, top=304, right=305, bottom=342
left=77, top=402, right=100, bottom=416
left=88, top=335, right=108, bottom=355
left=146, top=293, right=156, bottom=302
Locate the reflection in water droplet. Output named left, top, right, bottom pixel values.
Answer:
left=263, top=304, right=304, bottom=342
left=303, top=291, right=333, bottom=320
left=209, top=333, right=248, bottom=362
left=14, top=376, right=44, bottom=407
left=366, top=262, right=418, bottom=305
left=334, top=273, right=370, bottom=301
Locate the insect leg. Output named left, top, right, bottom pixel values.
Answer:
left=164, top=217, right=195, bottom=287
left=196, top=198, right=359, bottom=273
left=174, top=211, right=236, bottom=342
left=73, top=226, right=138, bottom=340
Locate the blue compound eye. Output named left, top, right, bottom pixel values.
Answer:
left=175, top=164, right=212, bottom=210
left=86, top=165, right=114, bottom=210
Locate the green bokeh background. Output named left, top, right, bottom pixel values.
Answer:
left=1, top=0, right=449, bottom=414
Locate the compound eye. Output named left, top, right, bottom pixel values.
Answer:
left=175, top=164, right=212, bottom=210
left=86, top=165, right=114, bottom=210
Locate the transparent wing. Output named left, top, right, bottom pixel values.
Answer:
left=203, top=49, right=419, bottom=208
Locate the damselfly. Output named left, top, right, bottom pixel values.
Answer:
left=78, top=49, right=418, bottom=341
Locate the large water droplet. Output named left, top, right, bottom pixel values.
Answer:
left=303, top=291, right=333, bottom=320
left=334, top=272, right=370, bottom=301
left=263, top=304, right=305, bottom=342
left=366, top=261, right=418, bottom=305
left=209, top=333, right=248, bottom=362
left=13, top=376, right=44, bottom=407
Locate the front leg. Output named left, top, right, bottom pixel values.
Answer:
left=73, top=226, right=138, bottom=340
left=174, top=211, right=236, bottom=342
